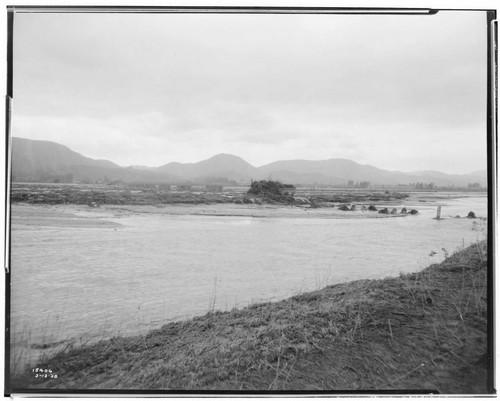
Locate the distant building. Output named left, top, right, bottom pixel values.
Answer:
left=205, top=185, right=224, bottom=192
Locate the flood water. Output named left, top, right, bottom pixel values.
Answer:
left=10, top=194, right=487, bottom=363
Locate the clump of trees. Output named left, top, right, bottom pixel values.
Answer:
left=247, top=179, right=295, bottom=203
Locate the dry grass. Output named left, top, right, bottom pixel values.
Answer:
left=10, top=241, right=490, bottom=393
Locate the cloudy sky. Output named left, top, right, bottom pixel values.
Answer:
left=12, top=10, right=487, bottom=173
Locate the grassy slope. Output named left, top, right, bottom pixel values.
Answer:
left=11, top=241, right=489, bottom=393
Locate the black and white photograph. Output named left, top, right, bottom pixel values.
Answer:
left=4, top=4, right=495, bottom=395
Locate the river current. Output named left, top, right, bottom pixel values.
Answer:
left=10, top=194, right=487, bottom=358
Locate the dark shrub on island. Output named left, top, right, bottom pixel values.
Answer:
left=247, top=179, right=296, bottom=204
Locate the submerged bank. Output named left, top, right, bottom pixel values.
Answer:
left=11, top=203, right=417, bottom=225
left=10, top=241, right=489, bottom=393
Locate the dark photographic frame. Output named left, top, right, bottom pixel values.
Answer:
left=4, top=5, right=497, bottom=396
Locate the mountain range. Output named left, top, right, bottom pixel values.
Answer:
left=11, top=137, right=487, bottom=187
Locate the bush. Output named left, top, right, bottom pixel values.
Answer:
left=247, top=180, right=295, bottom=203
left=248, top=180, right=284, bottom=195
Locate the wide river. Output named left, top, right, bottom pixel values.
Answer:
left=10, top=193, right=487, bottom=366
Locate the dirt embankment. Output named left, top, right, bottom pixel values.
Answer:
left=10, top=241, right=489, bottom=394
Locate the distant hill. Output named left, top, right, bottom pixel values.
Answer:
left=11, top=137, right=173, bottom=184
left=12, top=137, right=119, bottom=170
left=158, top=153, right=259, bottom=182
left=259, top=159, right=393, bottom=185
left=10, top=137, right=487, bottom=187
left=259, top=159, right=487, bottom=187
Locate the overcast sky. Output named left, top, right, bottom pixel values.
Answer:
left=12, top=10, right=487, bottom=173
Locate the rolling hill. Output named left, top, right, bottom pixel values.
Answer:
left=10, top=137, right=487, bottom=187
left=11, top=137, right=173, bottom=184
left=258, top=159, right=487, bottom=187
left=158, top=154, right=259, bottom=182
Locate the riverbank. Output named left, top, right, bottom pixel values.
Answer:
left=10, top=182, right=411, bottom=207
left=10, top=190, right=488, bottom=223
left=10, top=240, right=489, bottom=393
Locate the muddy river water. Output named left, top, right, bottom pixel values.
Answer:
left=9, top=193, right=487, bottom=366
